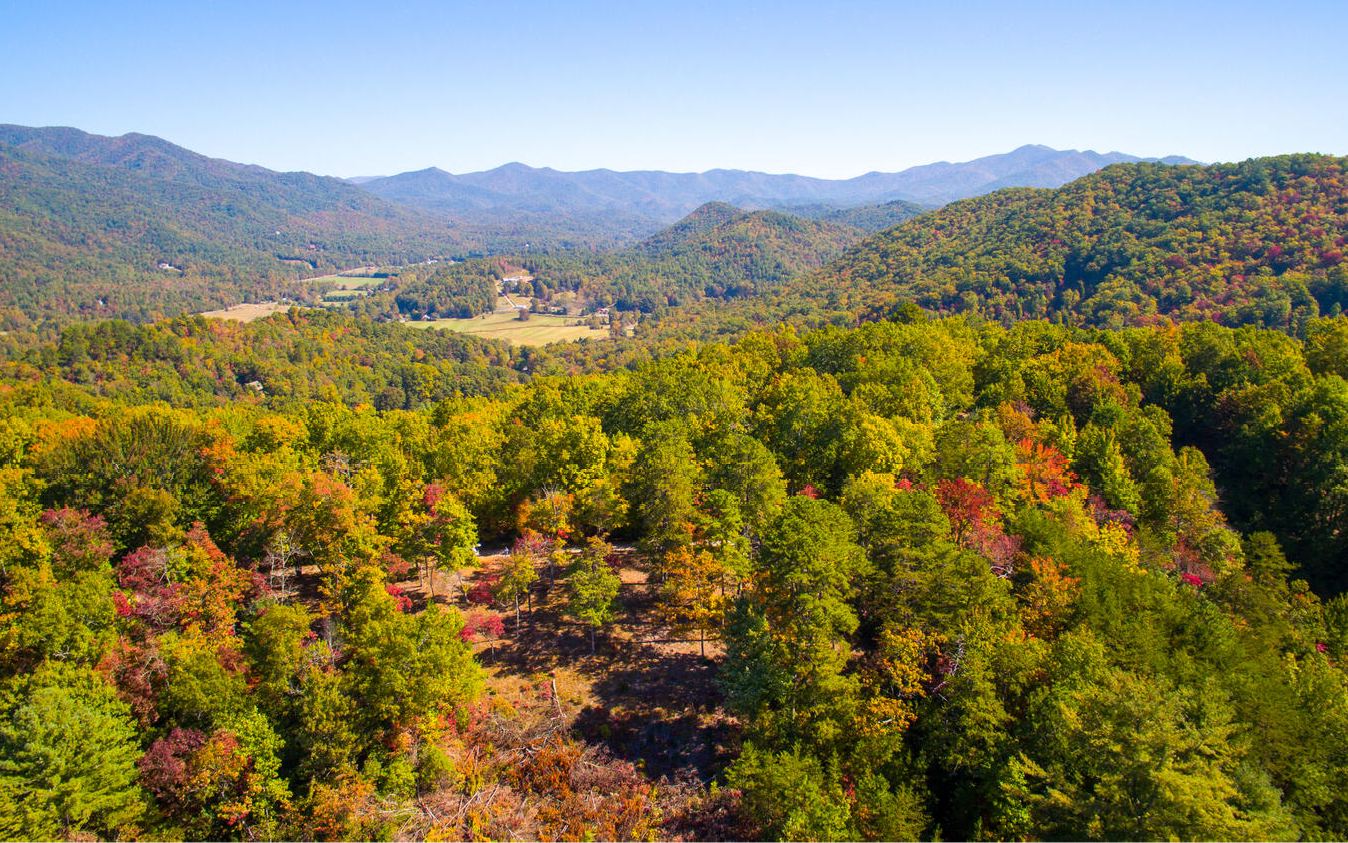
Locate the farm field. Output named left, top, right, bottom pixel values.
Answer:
left=407, top=309, right=607, bottom=346
left=198, top=301, right=296, bottom=322
left=304, top=268, right=384, bottom=290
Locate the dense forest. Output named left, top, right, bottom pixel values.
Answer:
left=4, top=310, right=1348, bottom=840
left=6, top=133, right=1348, bottom=841
left=816, top=154, right=1348, bottom=329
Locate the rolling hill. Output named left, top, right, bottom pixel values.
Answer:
left=0, top=125, right=460, bottom=324
left=808, top=154, right=1348, bottom=329
left=370, top=201, right=868, bottom=320
left=634, top=201, right=862, bottom=281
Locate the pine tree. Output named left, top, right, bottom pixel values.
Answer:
left=0, top=665, right=146, bottom=840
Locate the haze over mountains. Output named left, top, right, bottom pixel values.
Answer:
left=359, top=144, right=1200, bottom=230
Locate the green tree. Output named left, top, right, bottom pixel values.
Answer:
left=567, top=537, right=621, bottom=654
left=725, top=743, right=852, bottom=842
left=0, top=665, right=145, bottom=840
left=724, top=496, right=870, bottom=748
left=630, top=427, right=703, bottom=556
left=495, top=549, right=539, bottom=627
left=341, top=565, right=482, bottom=737
left=706, top=432, right=788, bottom=536
left=1008, top=663, right=1297, bottom=840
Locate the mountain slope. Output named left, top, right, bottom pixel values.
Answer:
left=782, top=198, right=930, bottom=232
left=0, top=125, right=458, bottom=323
left=375, top=202, right=867, bottom=318
left=359, top=146, right=1197, bottom=232
left=811, top=154, right=1348, bottom=328
left=631, top=202, right=862, bottom=295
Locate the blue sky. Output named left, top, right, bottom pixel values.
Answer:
left=3, top=0, right=1345, bottom=178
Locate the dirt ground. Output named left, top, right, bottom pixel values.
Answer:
left=391, top=545, right=739, bottom=784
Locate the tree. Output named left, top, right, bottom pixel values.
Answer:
left=566, top=538, right=620, bottom=654
left=706, top=432, right=788, bottom=536
left=1073, top=425, right=1140, bottom=512
left=243, top=602, right=314, bottom=725
left=397, top=480, right=478, bottom=600
left=934, top=477, right=998, bottom=548
left=495, top=550, right=539, bottom=627
left=659, top=546, right=726, bottom=657
left=421, top=483, right=479, bottom=599
left=340, top=565, right=482, bottom=737
left=725, top=496, right=870, bottom=747
left=137, top=711, right=291, bottom=840
left=629, top=428, right=702, bottom=556
left=1, top=508, right=117, bottom=671
left=725, top=743, right=852, bottom=842
left=460, top=610, right=505, bottom=661
left=1007, top=664, right=1297, bottom=840
left=0, top=665, right=145, bottom=840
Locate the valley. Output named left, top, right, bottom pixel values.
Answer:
left=3, top=126, right=1348, bottom=843
left=7, top=3, right=1346, bottom=839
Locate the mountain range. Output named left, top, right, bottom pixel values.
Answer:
left=357, top=145, right=1200, bottom=233
left=0, top=123, right=1199, bottom=322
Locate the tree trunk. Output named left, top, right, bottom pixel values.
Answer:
left=590, top=626, right=596, bottom=654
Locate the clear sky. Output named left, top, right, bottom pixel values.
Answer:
left=3, top=0, right=1345, bottom=179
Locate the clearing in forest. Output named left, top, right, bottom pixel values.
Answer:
left=395, top=545, right=737, bottom=785
left=406, top=309, right=608, bottom=346
left=199, top=302, right=295, bottom=322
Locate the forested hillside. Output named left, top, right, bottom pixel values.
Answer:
left=524, top=203, right=861, bottom=310
left=3, top=311, right=1348, bottom=840
left=782, top=198, right=929, bottom=232
left=627, top=203, right=862, bottom=297
left=0, top=309, right=522, bottom=408
left=0, top=127, right=458, bottom=324
left=818, top=154, right=1348, bottom=329
left=364, top=203, right=868, bottom=320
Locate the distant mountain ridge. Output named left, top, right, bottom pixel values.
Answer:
left=358, top=145, right=1200, bottom=229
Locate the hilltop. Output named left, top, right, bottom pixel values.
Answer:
left=810, top=154, right=1348, bottom=329
left=783, top=198, right=929, bottom=233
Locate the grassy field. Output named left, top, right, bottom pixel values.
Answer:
left=199, top=302, right=295, bottom=322
left=407, top=310, right=606, bottom=346
left=320, top=289, right=366, bottom=302
left=304, top=268, right=384, bottom=290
